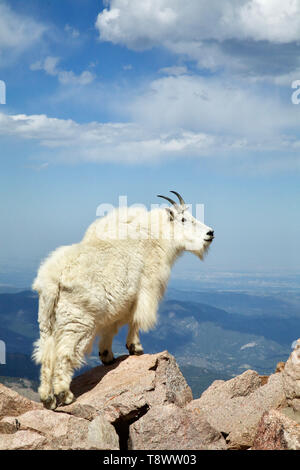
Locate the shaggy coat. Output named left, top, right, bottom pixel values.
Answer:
left=32, top=201, right=214, bottom=409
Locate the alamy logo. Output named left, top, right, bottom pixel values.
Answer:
left=291, top=80, right=300, bottom=104
left=0, top=340, right=6, bottom=364
left=95, top=195, right=205, bottom=242
left=0, top=80, right=6, bottom=104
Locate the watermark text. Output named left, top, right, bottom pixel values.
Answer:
left=0, top=340, right=6, bottom=364
left=94, top=195, right=207, bottom=246
left=0, top=80, right=6, bottom=104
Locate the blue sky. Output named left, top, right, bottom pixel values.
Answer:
left=0, top=0, right=300, bottom=287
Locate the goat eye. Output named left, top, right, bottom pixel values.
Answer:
left=181, top=218, right=186, bottom=223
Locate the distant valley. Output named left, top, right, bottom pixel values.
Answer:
left=0, top=287, right=299, bottom=397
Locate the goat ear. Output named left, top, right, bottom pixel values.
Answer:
left=166, top=208, right=175, bottom=222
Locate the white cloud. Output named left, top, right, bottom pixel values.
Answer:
left=159, top=65, right=188, bottom=76
left=249, top=67, right=300, bottom=86
left=239, top=0, right=300, bottom=43
left=30, top=56, right=95, bottom=85
left=1, top=68, right=300, bottom=171
left=95, top=0, right=300, bottom=81
left=4, top=20, right=300, bottom=173
left=57, top=70, right=95, bottom=86
left=96, top=0, right=178, bottom=49
left=31, top=56, right=60, bottom=75
left=128, top=74, right=300, bottom=139
left=240, top=342, right=257, bottom=350
left=0, top=103, right=300, bottom=171
left=64, top=24, right=80, bottom=38
left=0, top=112, right=218, bottom=164
left=96, top=0, right=300, bottom=47
left=0, top=1, right=45, bottom=64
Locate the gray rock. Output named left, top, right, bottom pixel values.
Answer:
left=190, top=370, right=285, bottom=449
left=282, top=338, right=300, bottom=410
left=129, top=403, right=227, bottom=450
left=0, top=383, right=42, bottom=421
left=0, top=350, right=291, bottom=451
left=61, top=351, right=193, bottom=423
left=0, top=409, right=119, bottom=450
left=0, top=351, right=193, bottom=450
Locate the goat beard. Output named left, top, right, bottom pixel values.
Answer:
left=192, top=241, right=211, bottom=261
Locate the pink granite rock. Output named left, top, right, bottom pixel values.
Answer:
left=60, top=351, right=193, bottom=424
left=282, top=339, right=300, bottom=411
left=129, top=403, right=227, bottom=450
left=252, top=408, right=300, bottom=450
left=189, top=369, right=285, bottom=449
left=0, top=409, right=119, bottom=450
left=0, top=351, right=192, bottom=450
left=0, top=350, right=290, bottom=450
left=0, top=383, right=42, bottom=420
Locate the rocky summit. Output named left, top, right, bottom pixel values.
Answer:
left=1, top=347, right=300, bottom=450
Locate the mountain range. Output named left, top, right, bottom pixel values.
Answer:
left=0, top=287, right=299, bottom=397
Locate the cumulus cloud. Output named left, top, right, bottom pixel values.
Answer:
left=128, top=74, right=300, bottom=139
left=0, top=101, right=300, bottom=171
left=1, top=68, right=300, bottom=170
left=0, top=1, right=46, bottom=64
left=238, top=0, right=300, bottom=43
left=95, top=0, right=300, bottom=81
left=96, top=0, right=300, bottom=47
left=30, top=56, right=95, bottom=85
left=0, top=112, right=218, bottom=164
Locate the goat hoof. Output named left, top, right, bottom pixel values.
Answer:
left=99, top=350, right=115, bottom=365
left=56, top=390, right=74, bottom=406
left=42, top=395, right=57, bottom=410
left=101, top=358, right=115, bottom=366
left=126, top=343, right=144, bottom=356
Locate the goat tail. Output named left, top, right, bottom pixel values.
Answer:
left=32, top=282, right=59, bottom=366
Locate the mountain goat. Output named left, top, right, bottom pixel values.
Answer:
left=32, top=191, right=214, bottom=409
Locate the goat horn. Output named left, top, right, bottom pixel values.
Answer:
left=157, top=195, right=177, bottom=206
left=170, top=191, right=185, bottom=206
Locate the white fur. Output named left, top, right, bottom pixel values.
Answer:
left=32, top=203, right=213, bottom=408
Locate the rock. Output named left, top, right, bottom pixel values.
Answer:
left=0, top=351, right=192, bottom=450
left=88, top=415, right=119, bottom=449
left=282, top=339, right=300, bottom=411
left=258, top=362, right=285, bottom=387
left=0, top=419, right=20, bottom=434
left=61, top=351, right=193, bottom=424
left=252, top=408, right=300, bottom=450
left=190, top=369, right=286, bottom=449
left=0, top=350, right=291, bottom=450
left=0, top=430, right=46, bottom=450
left=259, top=375, right=269, bottom=386
left=196, top=369, right=262, bottom=403
left=57, top=403, right=98, bottom=421
left=0, top=409, right=119, bottom=450
left=151, top=351, right=193, bottom=407
left=0, top=378, right=40, bottom=402
left=276, top=362, right=285, bottom=373
left=129, top=403, right=227, bottom=450
left=0, top=383, right=42, bottom=420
